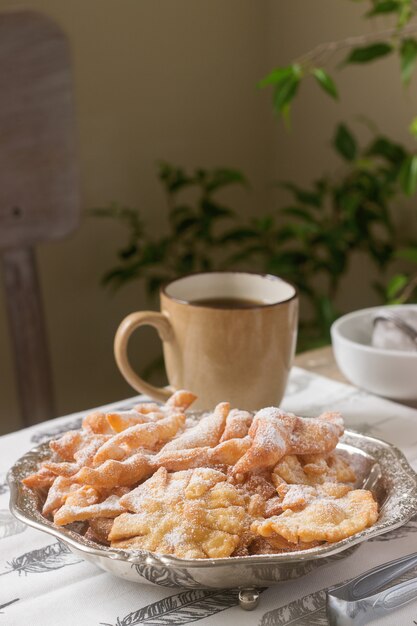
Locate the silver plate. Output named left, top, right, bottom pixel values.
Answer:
left=7, top=430, right=417, bottom=590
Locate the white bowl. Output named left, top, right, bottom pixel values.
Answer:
left=331, top=305, right=417, bottom=401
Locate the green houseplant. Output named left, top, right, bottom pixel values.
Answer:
left=94, top=0, right=417, bottom=359
left=258, top=0, right=417, bottom=309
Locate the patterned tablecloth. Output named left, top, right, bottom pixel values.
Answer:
left=1, top=367, right=417, bottom=626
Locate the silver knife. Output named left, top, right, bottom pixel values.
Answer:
left=327, top=551, right=417, bottom=626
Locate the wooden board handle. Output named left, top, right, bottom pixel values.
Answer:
left=1, top=246, right=54, bottom=426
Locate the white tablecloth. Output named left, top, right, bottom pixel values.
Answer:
left=1, top=367, right=417, bottom=626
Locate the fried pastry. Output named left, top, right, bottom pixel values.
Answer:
left=54, top=493, right=125, bottom=526
left=264, top=496, right=284, bottom=518
left=74, top=453, right=151, bottom=489
left=133, top=401, right=163, bottom=414
left=253, top=487, right=378, bottom=543
left=233, top=409, right=344, bottom=478
left=327, top=452, right=357, bottom=483
left=288, top=412, right=344, bottom=456
left=239, top=472, right=277, bottom=500
left=106, top=410, right=159, bottom=433
left=23, top=466, right=57, bottom=489
left=301, top=454, right=330, bottom=476
left=279, top=482, right=351, bottom=512
left=106, top=397, right=196, bottom=432
left=109, top=467, right=251, bottom=559
left=208, top=437, right=251, bottom=465
left=152, top=435, right=250, bottom=472
left=64, top=484, right=101, bottom=508
left=23, top=390, right=379, bottom=560
left=273, top=455, right=313, bottom=486
left=93, top=412, right=185, bottom=465
left=42, top=476, right=76, bottom=516
left=273, top=451, right=356, bottom=487
left=82, top=412, right=115, bottom=435
left=247, top=535, right=321, bottom=555
left=85, top=517, right=113, bottom=545
left=165, top=389, right=198, bottom=412
left=158, top=402, right=230, bottom=454
left=42, top=461, right=80, bottom=477
left=235, top=471, right=281, bottom=518
left=220, top=409, right=252, bottom=442
left=128, top=390, right=196, bottom=421
left=151, top=447, right=210, bottom=471
left=49, top=429, right=86, bottom=461
left=44, top=433, right=111, bottom=477
left=233, top=408, right=290, bottom=474
left=128, top=389, right=196, bottom=416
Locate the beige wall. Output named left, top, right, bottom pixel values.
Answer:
left=0, top=1, right=415, bottom=434
left=0, top=0, right=272, bottom=434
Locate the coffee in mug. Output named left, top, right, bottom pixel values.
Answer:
left=114, top=271, right=298, bottom=409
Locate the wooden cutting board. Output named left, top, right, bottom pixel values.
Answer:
left=0, top=10, right=79, bottom=425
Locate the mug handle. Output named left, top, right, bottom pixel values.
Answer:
left=114, top=311, right=175, bottom=402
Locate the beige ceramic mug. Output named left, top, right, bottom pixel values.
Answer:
left=114, top=271, right=298, bottom=410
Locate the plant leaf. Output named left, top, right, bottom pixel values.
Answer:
left=273, top=75, right=300, bottom=114
left=258, top=65, right=294, bottom=88
left=343, top=42, right=393, bottom=64
left=397, top=247, right=417, bottom=264
left=102, top=264, right=143, bottom=290
left=254, top=215, right=274, bottom=231
left=173, top=216, right=198, bottom=235
left=217, top=227, right=257, bottom=244
left=204, top=168, right=247, bottom=192
left=365, top=136, right=407, bottom=163
left=400, top=38, right=417, bottom=85
left=281, top=206, right=318, bottom=222
left=400, top=154, right=417, bottom=195
left=366, top=1, right=400, bottom=16
left=146, top=274, right=170, bottom=295
left=386, top=274, right=408, bottom=300
left=200, top=199, right=234, bottom=219
left=272, top=65, right=302, bottom=114
left=313, top=68, right=339, bottom=99
left=333, top=123, right=358, bottom=161
left=158, top=162, right=194, bottom=193
left=410, top=116, right=417, bottom=139
left=397, top=2, right=413, bottom=27
left=280, top=182, right=323, bottom=207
